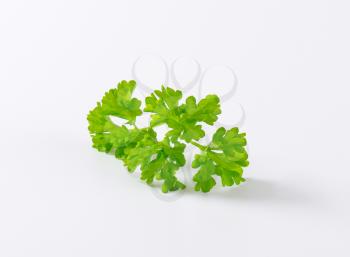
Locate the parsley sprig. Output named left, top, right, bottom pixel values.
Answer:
left=87, top=80, right=249, bottom=193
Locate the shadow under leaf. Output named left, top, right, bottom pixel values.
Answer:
left=186, top=178, right=318, bottom=207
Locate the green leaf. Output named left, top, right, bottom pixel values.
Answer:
left=144, top=88, right=221, bottom=143
left=87, top=102, right=120, bottom=152
left=120, top=128, right=186, bottom=191
left=88, top=81, right=249, bottom=193
left=139, top=137, right=186, bottom=192
left=124, top=128, right=159, bottom=172
left=159, top=161, right=186, bottom=193
left=211, top=127, right=248, bottom=157
left=140, top=153, right=166, bottom=184
left=191, top=127, right=249, bottom=192
left=87, top=90, right=145, bottom=156
left=182, top=95, right=221, bottom=125
left=101, top=80, right=142, bottom=124
left=192, top=154, right=216, bottom=192
left=144, top=86, right=182, bottom=127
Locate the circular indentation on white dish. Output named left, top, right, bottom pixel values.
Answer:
left=199, top=65, right=237, bottom=103
left=217, top=101, right=246, bottom=128
left=170, top=57, right=201, bottom=93
left=132, top=54, right=169, bottom=94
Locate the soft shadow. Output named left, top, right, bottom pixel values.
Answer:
left=186, top=178, right=317, bottom=206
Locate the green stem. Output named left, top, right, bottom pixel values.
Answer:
left=190, top=141, right=207, bottom=151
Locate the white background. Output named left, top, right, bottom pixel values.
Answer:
left=1, top=0, right=350, bottom=256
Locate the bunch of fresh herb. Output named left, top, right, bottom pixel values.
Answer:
left=87, top=80, right=249, bottom=193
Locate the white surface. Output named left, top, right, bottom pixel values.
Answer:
left=1, top=0, right=350, bottom=256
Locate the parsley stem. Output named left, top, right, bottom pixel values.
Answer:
left=190, top=141, right=207, bottom=151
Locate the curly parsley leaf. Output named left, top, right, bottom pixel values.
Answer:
left=88, top=80, right=249, bottom=193
left=87, top=80, right=144, bottom=154
left=192, top=154, right=217, bottom=192
left=144, top=87, right=221, bottom=143
left=191, top=127, right=249, bottom=192
left=144, top=86, right=182, bottom=127
left=101, top=80, right=142, bottom=124
left=121, top=131, right=186, bottom=192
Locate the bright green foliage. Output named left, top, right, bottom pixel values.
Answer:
left=87, top=80, right=249, bottom=193
left=101, top=80, right=142, bottom=124
left=144, top=87, right=221, bottom=143
left=192, top=154, right=217, bottom=192
left=191, top=127, right=249, bottom=192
